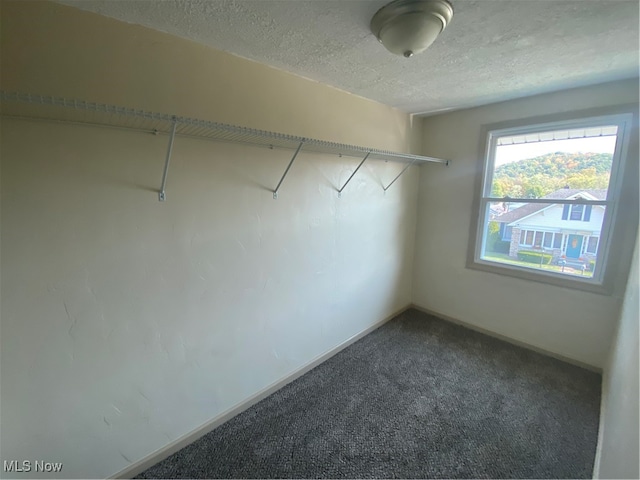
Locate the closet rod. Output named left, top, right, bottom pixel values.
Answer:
left=0, top=91, right=448, bottom=163
left=1, top=91, right=451, bottom=200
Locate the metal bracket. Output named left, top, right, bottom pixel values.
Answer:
left=158, top=119, right=178, bottom=202
left=273, top=141, right=304, bottom=199
left=382, top=159, right=417, bottom=192
left=337, top=152, right=370, bottom=198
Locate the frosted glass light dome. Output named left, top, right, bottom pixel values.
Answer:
left=371, top=0, right=454, bottom=58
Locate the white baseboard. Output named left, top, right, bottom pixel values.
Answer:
left=410, top=303, right=602, bottom=373
left=111, top=304, right=411, bottom=479
left=592, top=369, right=609, bottom=479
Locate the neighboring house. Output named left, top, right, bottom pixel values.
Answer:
left=494, top=188, right=607, bottom=264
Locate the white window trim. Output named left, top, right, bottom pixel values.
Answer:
left=467, top=107, right=635, bottom=294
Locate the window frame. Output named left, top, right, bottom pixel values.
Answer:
left=467, top=107, right=636, bottom=294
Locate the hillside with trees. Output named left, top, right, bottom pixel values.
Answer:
left=491, top=152, right=612, bottom=198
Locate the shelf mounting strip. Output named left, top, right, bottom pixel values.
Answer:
left=1, top=91, right=450, bottom=201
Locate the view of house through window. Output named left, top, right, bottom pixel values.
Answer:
left=477, top=120, right=623, bottom=280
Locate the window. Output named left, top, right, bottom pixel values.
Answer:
left=563, top=203, right=592, bottom=221
left=570, top=204, right=583, bottom=220
left=520, top=230, right=534, bottom=246
left=516, top=229, right=554, bottom=249
left=552, top=233, right=563, bottom=249
left=469, top=111, right=633, bottom=291
left=533, top=231, right=543, bottom=247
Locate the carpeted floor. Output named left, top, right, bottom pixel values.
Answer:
left=137, top=308, right=601, bottom=479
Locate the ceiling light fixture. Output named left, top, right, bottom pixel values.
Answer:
left=371, top=0, right=454, bottom=58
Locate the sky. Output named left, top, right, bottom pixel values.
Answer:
left=494, top=135, right=617, bottom=167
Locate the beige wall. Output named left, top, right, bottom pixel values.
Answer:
left=0, top=1, right=423, bottom=153
left=0, top=2, right=425, bottom=478
left=595, top=231, right=639, bottom=479
left=3, top=2, right=638, bottom=479
left=413, top=79, right=639, bottom=368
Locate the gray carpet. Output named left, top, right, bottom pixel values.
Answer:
left=137, top=309, right=601, bottom=479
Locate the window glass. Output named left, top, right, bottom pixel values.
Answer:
left=489, top=131, right=615, bottom=199
left=474, top=115, right=629, bottom=284
left=570, top=204, right=584, bottom=221
left=587, top=237, right=599, bottom=254
left=534, top=231, right=543, bottom=247
left=553, top=233, right=563, bottom=249
left=525, top=231, right=534, bottom=245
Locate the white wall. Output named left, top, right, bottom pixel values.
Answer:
left=0, top=2, right=423, bottom=478
left=413, top=79, right=639, bottom=368
left=595, top=231, right=639, bottom=479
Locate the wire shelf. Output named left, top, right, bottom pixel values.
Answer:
left=1, top=91, right=449, bottom=200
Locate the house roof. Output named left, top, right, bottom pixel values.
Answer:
left=494, top=189, right=607, bottom=224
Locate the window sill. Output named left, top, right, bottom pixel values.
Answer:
left=466, top=258, right=612, bottom=295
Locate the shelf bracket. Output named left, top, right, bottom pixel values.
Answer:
left=337, top=152, right=370, bottom=198
left=158, top=119, right=178, bottom=202
left=383, top=159, right=417, bottom=193
left=273, top=141, right=304, bottom=199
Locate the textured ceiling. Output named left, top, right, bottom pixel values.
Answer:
left=56, top=0, right=639, bottom=115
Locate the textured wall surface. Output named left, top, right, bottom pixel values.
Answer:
left=0, top=2, right=423, bottom=478
left=595, top=231, right=639, bottom=479
left=413, top=79, right=639, bottom=368
left=1, top=121, right=419, bottom=479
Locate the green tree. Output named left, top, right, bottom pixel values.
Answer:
left=492, top=152, right=612, bottom=198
